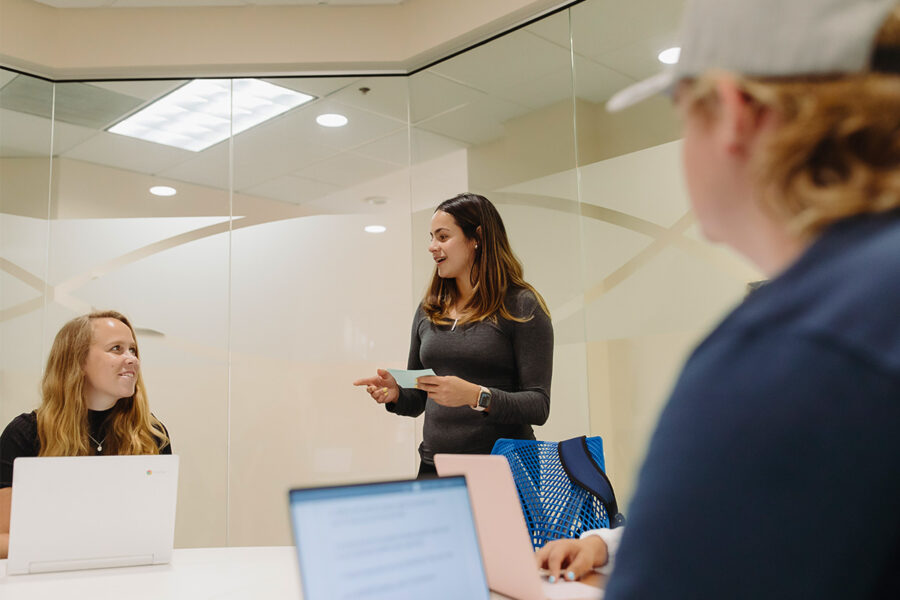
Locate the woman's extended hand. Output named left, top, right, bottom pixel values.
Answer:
left=534, top=536, right=609, bottom=583
left=415, top=375, right=480, bottom=408
left=352, top=369, right=400, bottom=404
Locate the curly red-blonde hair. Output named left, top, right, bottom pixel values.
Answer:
left=683, top=6, right=900, bottom=236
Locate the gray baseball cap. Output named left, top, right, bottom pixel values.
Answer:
left=606, top=0, right=898, bottom=112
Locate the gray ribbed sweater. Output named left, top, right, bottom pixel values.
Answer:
left=387, top=287, right=553, bottom=464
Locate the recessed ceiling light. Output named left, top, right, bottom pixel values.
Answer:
left=658, top=47, right=681, bottom=65
left=364, top=225, right=386, bottom=233
left=108, top=79, right=315, bottom=152
left=150, top=186, right=177, bottom=197
left=363, top=196, right=388, bottom=205
left=316, top=113, right=348, bottom=128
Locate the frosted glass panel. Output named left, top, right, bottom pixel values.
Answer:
left=48, top=78, right=229, bottom=548
left=0, top=0, right=767, bottom=550
left=570, top=0, right=759, bottom=508
left=0, top=69, right=53, bottom=431
left=410, top=10, right=589, bottom=443
left=228, top=76, right=416, bottom=546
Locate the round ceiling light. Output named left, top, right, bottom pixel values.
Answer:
left=364, top=225, right=387, bottom=234
left=316, top=113, right=348, bottom=127
left=657, top=47, right=681, bottom=65
left=150, top=186, right=177, bottom=197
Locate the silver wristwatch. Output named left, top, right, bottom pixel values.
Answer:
left=472, top=386, right=491, bottom=412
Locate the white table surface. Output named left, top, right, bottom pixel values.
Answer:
left=1, top=546, right=583, bottom=599
left=0, top=546, right=302, bottom=600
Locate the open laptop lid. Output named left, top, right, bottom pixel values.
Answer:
left=7, top=455, right=180, bottom=575
left=288, top=476, right=491, bottom=600
left=435, top=454, right=602, bottom=600
left=435, top=454, right=546, bottom=600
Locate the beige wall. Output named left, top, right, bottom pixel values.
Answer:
left=468, top=96, right=681, bottom=193
left=488, top=138, right=760, bottom=509
left=0, top=197, right=421, bottom=549
left=576, top=142, right=760, bottom=506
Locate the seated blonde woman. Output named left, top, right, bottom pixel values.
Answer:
left=0, top=310, right=171, bottom=558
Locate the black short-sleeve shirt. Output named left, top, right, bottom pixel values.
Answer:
left=0, top=408, right=171, bottom=488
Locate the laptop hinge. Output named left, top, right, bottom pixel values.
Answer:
left=28, top=554, right=155, bottom=574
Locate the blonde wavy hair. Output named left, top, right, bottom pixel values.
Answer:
left=36, top=310, right=168, bottom=456
left=682, top=6, right=900, bottom=236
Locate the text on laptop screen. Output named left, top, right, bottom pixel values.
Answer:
left=289, top=476, right=490, bottom=600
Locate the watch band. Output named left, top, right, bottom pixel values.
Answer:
left=472, top=386, right=491, bottom=412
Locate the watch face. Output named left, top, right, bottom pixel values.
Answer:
left=478, top=390, right=491, bottom=408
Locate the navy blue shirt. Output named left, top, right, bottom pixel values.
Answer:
left=606, top=211, right=900, bottom=599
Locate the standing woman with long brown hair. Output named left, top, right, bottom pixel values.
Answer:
left=0, top=310, right=171, bottom=557
left=355, top=193, right=553, bottom=478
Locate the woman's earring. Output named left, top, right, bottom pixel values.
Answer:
left=475, top=243, right=479, bottom=250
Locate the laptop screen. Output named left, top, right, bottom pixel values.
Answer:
left=288, top=476, right=491, bottom=600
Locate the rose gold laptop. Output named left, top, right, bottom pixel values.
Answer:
left=434, top=454, right=601, bottom=600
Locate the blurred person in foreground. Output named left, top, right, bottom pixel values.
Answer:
left=537, top=1, right=900, bottom=597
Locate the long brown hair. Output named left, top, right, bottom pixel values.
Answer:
left=422, top=193, right=549, bottom=325
left=36, top=310, right=168, bottom=456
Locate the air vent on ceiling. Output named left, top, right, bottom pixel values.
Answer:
left=0, top=75, right=144, bottom=130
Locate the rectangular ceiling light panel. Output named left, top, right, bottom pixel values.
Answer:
left=107, top=78, right=314, bottom=152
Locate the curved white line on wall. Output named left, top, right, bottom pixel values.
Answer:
left=0, top=257, right=47, bottom=292
left=0, top=214, right=301, bottom=323
left=491, top=192, right=760, bottom=295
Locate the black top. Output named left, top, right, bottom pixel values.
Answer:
left=606, top=210, right=900, bottom=599
left=388, top=287, right=554, bottom=464
left=0, top=408, right=172, bottom=488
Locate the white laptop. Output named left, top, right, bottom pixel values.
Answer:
left=435, top=454, right=602, bottom=600
left=288, top=476, right=491, bottom=600
left=7, top=454, right=180, bottom=575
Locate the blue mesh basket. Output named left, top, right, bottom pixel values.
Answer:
left=491, top=437, right=611, bottom=549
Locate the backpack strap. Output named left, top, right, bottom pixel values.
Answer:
left=557, top=436, right=626, bottom=528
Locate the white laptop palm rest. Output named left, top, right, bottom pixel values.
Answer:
left=435, top=454, right=602, bottom=600
left=7, top=455, right=179, bottom=575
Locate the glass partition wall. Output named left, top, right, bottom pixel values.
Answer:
left=0, top=70, right=54, bottom=468
left=570, top=0, right=760, bottom=504
left=0, top=0, right=760, bottom=547
left=228, top=76, right=416, bottom=546
left=411, top=9, right=589, bottom=443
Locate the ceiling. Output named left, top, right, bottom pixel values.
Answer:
left=34, top=1, right=404, bottom=6
left=0, top=0, right=684, bottom=212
